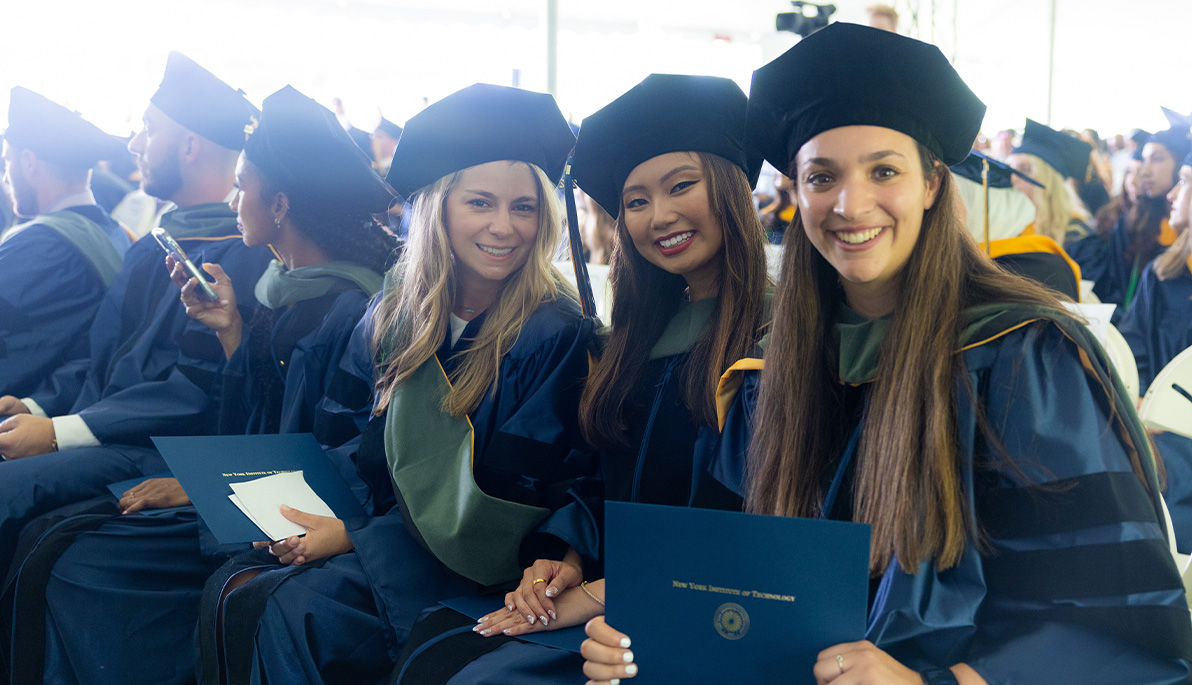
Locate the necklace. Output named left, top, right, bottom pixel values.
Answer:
left=463, top=307, right=477, bottom=314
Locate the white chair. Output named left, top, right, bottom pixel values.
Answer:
left=1138, top=346, right=1192, bottom=440
left=1103, top=324, right=1140, bottom=406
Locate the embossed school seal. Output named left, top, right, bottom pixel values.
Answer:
left=713, top=602, right=749, bottom=640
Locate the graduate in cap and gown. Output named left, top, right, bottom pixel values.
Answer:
left=1007, top=119, right=1093, bottom=246
left=1068, top=109, right=1190, bottom=316
left=950, top=151, right=1081, bottom=300
left=194, top=82, right=595, bottom=685
left=372, top=116, right=402, bottom=175
left=1118, top=151, right=1192, bottom=554
left=583, top=23, right=1192, bottom=685
left=0, top=84, right=399, bottom=685
left=0, top=87, right=130, bottom=399
left=0, top=53, right=271, bottom=579
left=393, top=73, right=772, bottom=684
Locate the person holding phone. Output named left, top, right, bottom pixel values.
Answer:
left=583, top=24, right=1191, bottom=684
left=2, top=84, right=398, bottom=685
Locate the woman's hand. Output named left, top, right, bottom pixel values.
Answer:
left=251, top=505, right=353, bottom=566
left=120, top=477, right=191, bottom=513
left=813, top=641, right=924, bottom=684
left=491, top=553, right=583, bottom=628
left=474, top=578, right=604, bottom=637
left=167, top=256, right=241, bottom=357
left=581, top=616, right=636, bottom=684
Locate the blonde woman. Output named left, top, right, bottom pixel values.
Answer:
left=1006, top=118, right=1092, bottom=245
left=196, top=84, right=595, bottom=685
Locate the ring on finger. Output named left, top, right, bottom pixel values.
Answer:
left=532, top=578, right=547, bottom=585
left=836, top=654, right=845, bottom=674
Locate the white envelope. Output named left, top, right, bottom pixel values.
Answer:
left=227, top=470, right=336, bottom=541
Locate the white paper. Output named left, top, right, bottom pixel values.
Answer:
left=228, top=470, right=336, bottom=541
left=1063, top=302, right=1116, bottom=346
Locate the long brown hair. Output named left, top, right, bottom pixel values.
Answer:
left=580, top=152, right=769, bottom=446
left=371, top=162, right=577, bottom=417
left=748, top=144, right=1069, bottom=575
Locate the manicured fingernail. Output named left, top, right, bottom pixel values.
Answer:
left=622, top=650, right=634, bottom=663
left=527, top=615, right=535, bottom=624
left=477, top=617, right=485, bottom=623
left=280, top=504, right=292, bottom=512
left=482, top=629, right=492, bottom=635
left=625, top=663, right=638, bottom=675
left=539, top=615, right=548, bottom=626
left=548, top=610, right=557, bottom=621
left=610, top=680, right=620, bottom=685
left=620, top=637, right=632, bottom=649
left=503, top=628, right=512, bottom=635
left=472, top=625, right=481, bottom=632
left=545, top=587, right=557, bottom=597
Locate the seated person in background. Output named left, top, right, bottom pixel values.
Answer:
left=583, top=23, right=1192, bottom=685
left=0, top=87, right=130, bottom=399
left=394, top=73, right=772, bottom=684
left=1118, top=152, right=1192, bottom=555
left=1068, top=111, right=1190, bottom=315
left=1, top=84, right=399, bottom=685
left=0, top=53, right=271, bottom=576
left=1007, top=118, right=1093, bottom=244
left=950, top=151, right=1081, bottom=300
left=195, top=83, right=595, bottom=685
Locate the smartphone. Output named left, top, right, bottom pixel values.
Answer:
left=151, top=227, right=219, bottom=302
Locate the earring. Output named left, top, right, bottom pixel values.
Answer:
left=275, top=217, right=281, bottom=227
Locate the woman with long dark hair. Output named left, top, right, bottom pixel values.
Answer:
left=582, top=24, right=1191, bottom=685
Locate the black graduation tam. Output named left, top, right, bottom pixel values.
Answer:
left=747, top=22, right=985, bottom=171
left=1012, top=118, right=1091, bottom=180
left=375, top=118, right=403, bottom=139
left=150, top=52, right=258, bottom=151
left=385, top=83, right=575, bottom=200
left=950, top=150, right=1043, bottom=189
left=1145, top=127, right=1192, bottom=166
left=245, top=86, right=394, bottom=214
left=2, top=87, right=126, bottom=169
left=570, top=74, right=760, bottom=217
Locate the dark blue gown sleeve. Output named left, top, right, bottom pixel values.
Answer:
left=959, top=322, right=1191, bottom=683
left=0, top=227, right=106, bottom=399
left=1117, top=266, right=1160, bottom=394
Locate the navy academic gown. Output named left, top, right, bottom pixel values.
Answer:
left=0, top=204, right=272, bottom=576
left=404, top=299, right=750, bottom=685
left=706, top=317, right=1192, bottom=683
left=6, top=281, right=376, bottom=685
left=1065, top=214, right=1171, bottom=320
left=0, top=205, right=128, bottom=399
left=1117, top=262, right=1192, bottom=395
left=196, top=297, right=595, bottom=685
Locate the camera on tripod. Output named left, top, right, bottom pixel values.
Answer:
left=776, top=2, right=837, bottom=37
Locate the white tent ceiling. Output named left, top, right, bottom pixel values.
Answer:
left=1, top=0, right=1189, bottom=139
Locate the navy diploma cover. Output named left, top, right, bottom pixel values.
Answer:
left=153, top=433, right=366, bottom=544
left=605, top=501, right=871, bottom=683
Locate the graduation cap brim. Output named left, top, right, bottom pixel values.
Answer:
left=245, top=85, right=393, bottom=213
left=3, top=87, right=127, bottom=169
left=1012, top=118, right=1091, bottom=180
left=384, top=83, right=575, bottom=201
left=951, top=151, right=1044, bottom=189
left=572, top=73, right=760, bottom=218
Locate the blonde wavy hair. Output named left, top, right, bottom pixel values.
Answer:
left=1018, top=153, right=1082, bottom=243
left=371, top=161, right=577, bottom=416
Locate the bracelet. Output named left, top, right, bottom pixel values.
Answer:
left=50, top=435, right=58, bottom=452
left=579, top=580, right=604, bottom=607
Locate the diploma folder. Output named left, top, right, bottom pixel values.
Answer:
left=153, top=433, right=366, bottom=544
left=605, top=501, right=871, bottom=684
